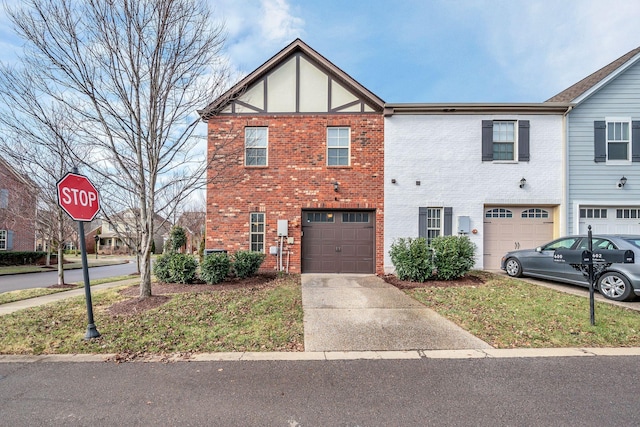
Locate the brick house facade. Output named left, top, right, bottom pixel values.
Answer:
left=0, top=158, right=37, bottom=251
left=201, top=39, right=385, bottom=274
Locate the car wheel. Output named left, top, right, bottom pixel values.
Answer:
left=598, top=272, right=635, bottom=301
left=505, top=258, right=523, bottom=277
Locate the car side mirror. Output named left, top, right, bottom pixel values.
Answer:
left=536, top=246, right=543, bottom=253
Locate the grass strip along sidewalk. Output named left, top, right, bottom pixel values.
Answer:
left=0, top=272, right=637, bottom=356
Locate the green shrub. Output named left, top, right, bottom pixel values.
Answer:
left=200, top=252, right=231, bottom=284
left=0, top=251, right=49, bottom=266
left=431, top=235, right=476, bottom=280
left=389, top=237, right=435, bottom=282
left=153, top=253, right=198, bottom=284
left=232, top=250, right=266, bottom=278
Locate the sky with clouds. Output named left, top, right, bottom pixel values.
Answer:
left=213, top=0, right=640, bottom=103
left=1, top=0, right=639, bottom=104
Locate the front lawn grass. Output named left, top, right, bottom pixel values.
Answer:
left=0, top=274, right=303, bottom=355
left=406, top=272, right=640, bottom=348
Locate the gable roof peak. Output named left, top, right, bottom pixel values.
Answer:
left=198, top=38, right=384, bottom=119
left=547, top=46, right=640, bottom=103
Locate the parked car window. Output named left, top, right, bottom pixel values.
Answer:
left=622, top=238, right=640, bottom=249
left=577, top=238, right=616, bottom=250
left=541, top=237, right=580, bottom=250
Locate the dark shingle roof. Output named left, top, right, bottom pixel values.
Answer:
left=546, top=46, right=640, bottom=102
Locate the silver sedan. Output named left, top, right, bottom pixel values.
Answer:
left=500, top=235, right=640, bottom=301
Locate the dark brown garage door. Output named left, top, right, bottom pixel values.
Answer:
left=301, top=210, right=375, bottom=273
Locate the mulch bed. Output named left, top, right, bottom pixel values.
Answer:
left=381, top=273, right=486, bottom=289
left=104, top=271, right=485, bottom=316
left=108, top=272, right=279, bottom=316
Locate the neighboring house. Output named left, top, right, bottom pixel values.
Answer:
left=176, top=211, right=205, bottom=254
left=547, top=47, right=640, bottom=236
left=96, top=209, right=169, bottom=255
left=199, top=39, right=385, bottom=274
left=383, top=103, right=568, bottom=271
left=0, top=158, right=37, bottom=251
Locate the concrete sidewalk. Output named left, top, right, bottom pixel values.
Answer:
left=302, top=274, right=492, bottom=352
left=0, top=278, right=139, bottom=316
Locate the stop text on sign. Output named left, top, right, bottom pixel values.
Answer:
left=59, top=187, right=98, bottom=208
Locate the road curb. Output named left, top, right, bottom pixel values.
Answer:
left=2, top=347, right=640, bottom=363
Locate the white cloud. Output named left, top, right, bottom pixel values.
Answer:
left=214, top=0, right=304, bottom=76
left=473, top=0, right=640, bottom=99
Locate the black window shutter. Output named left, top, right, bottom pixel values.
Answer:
left=632, top=121, right=640, bottom=162
left=418, top=207, right=427, bottom=238
left=594, top=121, right=606, bottom=163
left=443, top=207, right=453, bottom=236
left=518, top=120, right=530, bottom=161
left=482, top=120, right=493, bottom=161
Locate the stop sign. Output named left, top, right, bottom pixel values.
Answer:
left=56, top=172, right=101, bottom=221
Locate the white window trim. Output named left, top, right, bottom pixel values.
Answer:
left=249, top=212, right=265, bottom=253
left=426, top=207, right=442, bottom=244
left=492, top=120, right=518, bottom=163
left=605, top=117, right=631, bottom=164
left=244, top=127, right=269, bottom=167
left=0, top=229, right=6, bottom=250
left=327, top=127, right=351, bottom=167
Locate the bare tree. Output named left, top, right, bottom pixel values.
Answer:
left=0, top=65, right=80, bottom=285
left=5, top=0, right=232, bottom=297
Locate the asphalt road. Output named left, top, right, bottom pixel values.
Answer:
left=0, top=262, right=138, bottom=292
left=0, top=356, right=638, bottom=426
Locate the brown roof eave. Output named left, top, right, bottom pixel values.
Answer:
left=384, top=102, right=571, bottom=116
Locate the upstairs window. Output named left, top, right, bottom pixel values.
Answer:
left=327, top=127, right=350, bottom=166
left=0, top=189, right=7, bottom=209
left=482, top=120, right=529, bottom=162
left=594, top=120, right=640, bottom=163
left=607, top=121, right=630, bottom=161
left=245, top=127, right=268, bottom=166
left=492, top=121, right=516, bottom=161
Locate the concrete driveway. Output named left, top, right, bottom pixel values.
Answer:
left=301, top=274, right=492, bottom=352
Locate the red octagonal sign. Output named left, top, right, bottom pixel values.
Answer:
left=57, top=172, right=101, bottom=222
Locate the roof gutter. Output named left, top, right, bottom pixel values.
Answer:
left=384, top=102, right=571, bottom=116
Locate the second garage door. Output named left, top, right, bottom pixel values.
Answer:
left=483, top=207, right=554, bottom=269
left=301, top=210, right=375, bottom=273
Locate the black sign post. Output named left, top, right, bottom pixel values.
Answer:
left=587, top=226, right=595, bottom=326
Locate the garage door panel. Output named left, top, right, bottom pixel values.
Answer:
left=302, top=211, right=375, bottom=273
left=484, top=207, right=554, bottom=270
left=579, top=207, right=640, bottom=234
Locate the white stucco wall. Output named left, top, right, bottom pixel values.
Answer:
left=384, top=113, right=564, bottom=271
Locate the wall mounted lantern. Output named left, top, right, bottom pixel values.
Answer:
left=618, top=176, right=627, bottom=188
left=519, top=177, right=526, bottom=188
left=333, top=182, right=339, bottom=192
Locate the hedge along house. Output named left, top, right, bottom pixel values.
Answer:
left=199, top=39, right=385, bottom=274
left=383, top=103, right=569, bottom=271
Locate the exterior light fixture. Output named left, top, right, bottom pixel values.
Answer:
left=333, top=182, right=339, bottom=192
left=618, top=176, right=627, bottom=188
left=519, top=177, right=526, bottom=188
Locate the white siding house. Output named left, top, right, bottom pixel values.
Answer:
left=384, top=104, right=568, bottom=271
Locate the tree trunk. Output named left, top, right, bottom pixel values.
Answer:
left=57, top=212, right=65, bottom=285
